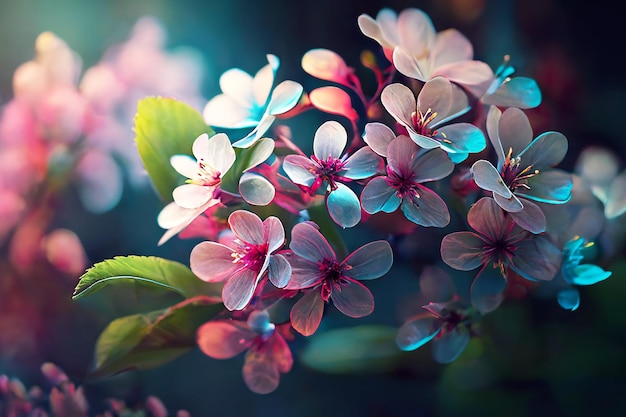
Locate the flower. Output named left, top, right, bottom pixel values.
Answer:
left=381, top=77, right=485, bottom=163
left=282, top=120, right=382, bottom=228
left=557, top=236, right=612, bottom=311
left=480, top=55, right=542, bottom=109
left=190, top=210, right=291, bottom=311
left=358, top=8, right=493, bottom=95
left=360, top=126, right=453, bottom=227
left=441, top=197, right=561, bottom=286
left=284, top=221, right=393, bottom=336
left=196, top=310, right=293, bottom=394
left=396, top=266, right=473, bottom=363
left=202, top=54, right=303, bottom=148
left=470, top=106, right=572, bottom=233
left=157, top=132, right=235, bottom=245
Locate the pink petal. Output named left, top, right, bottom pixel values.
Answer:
left=301, top=49, right=350, bottom=84
left=497, top=108, right=533, bottom=158
left=190, top=241, right=240, bottom=282
left=432, top=60, right=493, bottom=96
left=222, top=268, right=259, bottom=311
left=229, top=210, right=264, bottom=245
left=440, top=232, right=486, bottom=271
left=309, top=87, right=358, bottom=121
left=331, top=278, right=375, bottom=318
left=289, top=221, right=336, bottom=263
left=467, top=197, right=507, bottom=240
left=263, top=216, right=285, bottom=253
left=197, top=321, right=255, bottom=359
left=397, top=8, right=435, bottom=57
left=392, top=46, right=427, bottom=80
left=431, top=29, right=473, bottom=67
left=243, top=347, right=280, bottom=394
left=290, top=289, right=325, bottom=336
left=381, top=83, right=416, bottom=128
left=283, top=252, right=325, bottom=289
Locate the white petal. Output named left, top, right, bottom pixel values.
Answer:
left=313, top=120, right=347, bottom=160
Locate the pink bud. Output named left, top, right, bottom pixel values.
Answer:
left=145, top=396, right=168, bottom=417
left=309, top=87, right=358, bottom=120
left=41, top=229, right=88, bottom=276
left=301, top=49, right=351, bottom=85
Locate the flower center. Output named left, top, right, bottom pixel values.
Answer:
left=500, top=148, right=539, bottom=192
left=319, top=259, right=346, bottom=302
left=411, top=108, right=450, bottom=145
left=232, top=242, right=269, bottom=271
left=310, top=155, right=348, bottom=191
left=481, top=219, right=528, bottom=276
left=190, top=157, right=221, bottom=187
left=385, top=166, right=419, bottom=200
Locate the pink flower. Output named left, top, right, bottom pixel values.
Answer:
left=190, top=210, right=291, bottom=311
left=284, top=221, right=393, bottom=336
left=197, top=310, right=293, bottom=394
left=157, top=132, right=235, bottom=245
left=358, top=8, right=493, bottom=95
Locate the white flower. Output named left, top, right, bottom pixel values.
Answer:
left=157, top=132, right=235, bottom=245
left=202, top=54, right=303, bottom=148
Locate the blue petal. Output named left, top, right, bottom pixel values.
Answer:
left=482, top=77, right=542, bottom=109
left=431, top=327, right=470, bottom=364
left=448, top=152, right=469, bottom=164
left=341, top=147, right=382, bottom=180
left=360, top=177, right=401, bottom=214
left=436, top=123, right=486, bottom=154
left=471, top=266, right=507, bottom=314
left=521, top=170, right=573, bottom=204
left=557, top=288, right=580, bottom=311
left=396, top=316, right=441, bottom=351
left=327, top=183, right=361, bottom=228
left=570, top=264, right=612, bottom=286
left=518, top=131, right=568, bottom=171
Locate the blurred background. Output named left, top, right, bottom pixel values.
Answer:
left=0, top=0, right=625, bottom=416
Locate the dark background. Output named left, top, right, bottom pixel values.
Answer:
left=1, top=0, right=625, bottom=416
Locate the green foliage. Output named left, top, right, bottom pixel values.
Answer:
left=91, top=296, right=222, bottom=378
left=300, top=325, right=402, bottom=374
left=134, top=97, right=214, bottom=201
left=73, top=256, right=221, bottom=300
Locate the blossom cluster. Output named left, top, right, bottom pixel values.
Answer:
left=70, top=7, right=624, bottom=395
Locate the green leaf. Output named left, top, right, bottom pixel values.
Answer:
left=73, top=256, right=221, bottom=300
left=300, top=325, right=402, bottom=374
left=134, top=97, right=214, bottom=201
left=91, top=296, right=223, bottom=378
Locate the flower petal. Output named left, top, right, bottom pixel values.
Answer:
left=327, top=183, right=361, bottom=228
left=381, top=83, right=416, bottom=128
left=506, top=197, right=546, bottom=234
left=432, top=60, right=494, bottom=97
left=471, top=159, right=512, bottom=198
left=396, top=315, right=441, bottom=351
left=204, top=133, right=236, bottom=175
left=482, top=77, right=542, bottom=109
left=486, top=106, right=505, bottom=163
left=264, top=216, right=286, bottom=253
left=268, top=254, right=292, bottom=288
left=498, top=108, right=533, bottom=158
left=341, top=147, right=382, bottom=179
left=267, top=80, right=303, bottom=115
left=440, top=232, right=486, bottom=271
left=313, top=120, right=348, bottom=160
left=606, top=172, right=626, bottom=219
left=471, top=266, right=507, bottom=314
left=172, top=183, right=214, bottom=209
left=557, top=288, right=580, bottom=311
left=301, top=48, right=350, bottom=85
left=289, top=221, right=336, bottom=263
left=229, top=210, right=264, bottom=245
left=392, top=47, right=427, bottom=81
left=309, top=87, right=358, bottom=120
left=283, top=252, right=325, bottom=289
left=570, top=264, right=612, bottom=286
left=417, top=77, right=452, bottom=124
left=202, top=94, right=256, bottom=128
left=252, top=56, right=277, bottom=107
left=519, top=131, right=568, bottom=170
left=397, top=8, right=434, bottom=57
left=387, top=134, right=419, bottom=175
left=435, top=123, right=486, bottom=154
left=190, top=241, right=239, bottom=282
left=363, top=122, right=396, bottom=157
left=343, top=240, right=393, bottom=281
left=492, top=191, right=524, bottom=212
left=521, top=170, right=572, bottom=204
left=509, top=236, right=561, bottom=281
left=431, top=326, right=470, bottom=364
left=331, top=279, right=374, bottom=318
left=431, top=29, right=473, bottom=67
left=411, top=148, right=454, bottom=183
left=283, top=155, right=316, bottom=187
left=220, top=68, right=254, bottom=109
left=170, top=154, right=198, bottom=179
left=291, top=289, right=325, bottom=336
left=197, top=321, right=255, bottom=359
left=467, top=197, right=506, bottom=241
left=243, top=348, right=280, bottom=394
left=401, top=185, right=450, bottom=227
left=239, top=173, right=275, bottom=206
left=222, top=268, right=259, bottom=311
left=360, top=177, right=401, bottom=214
